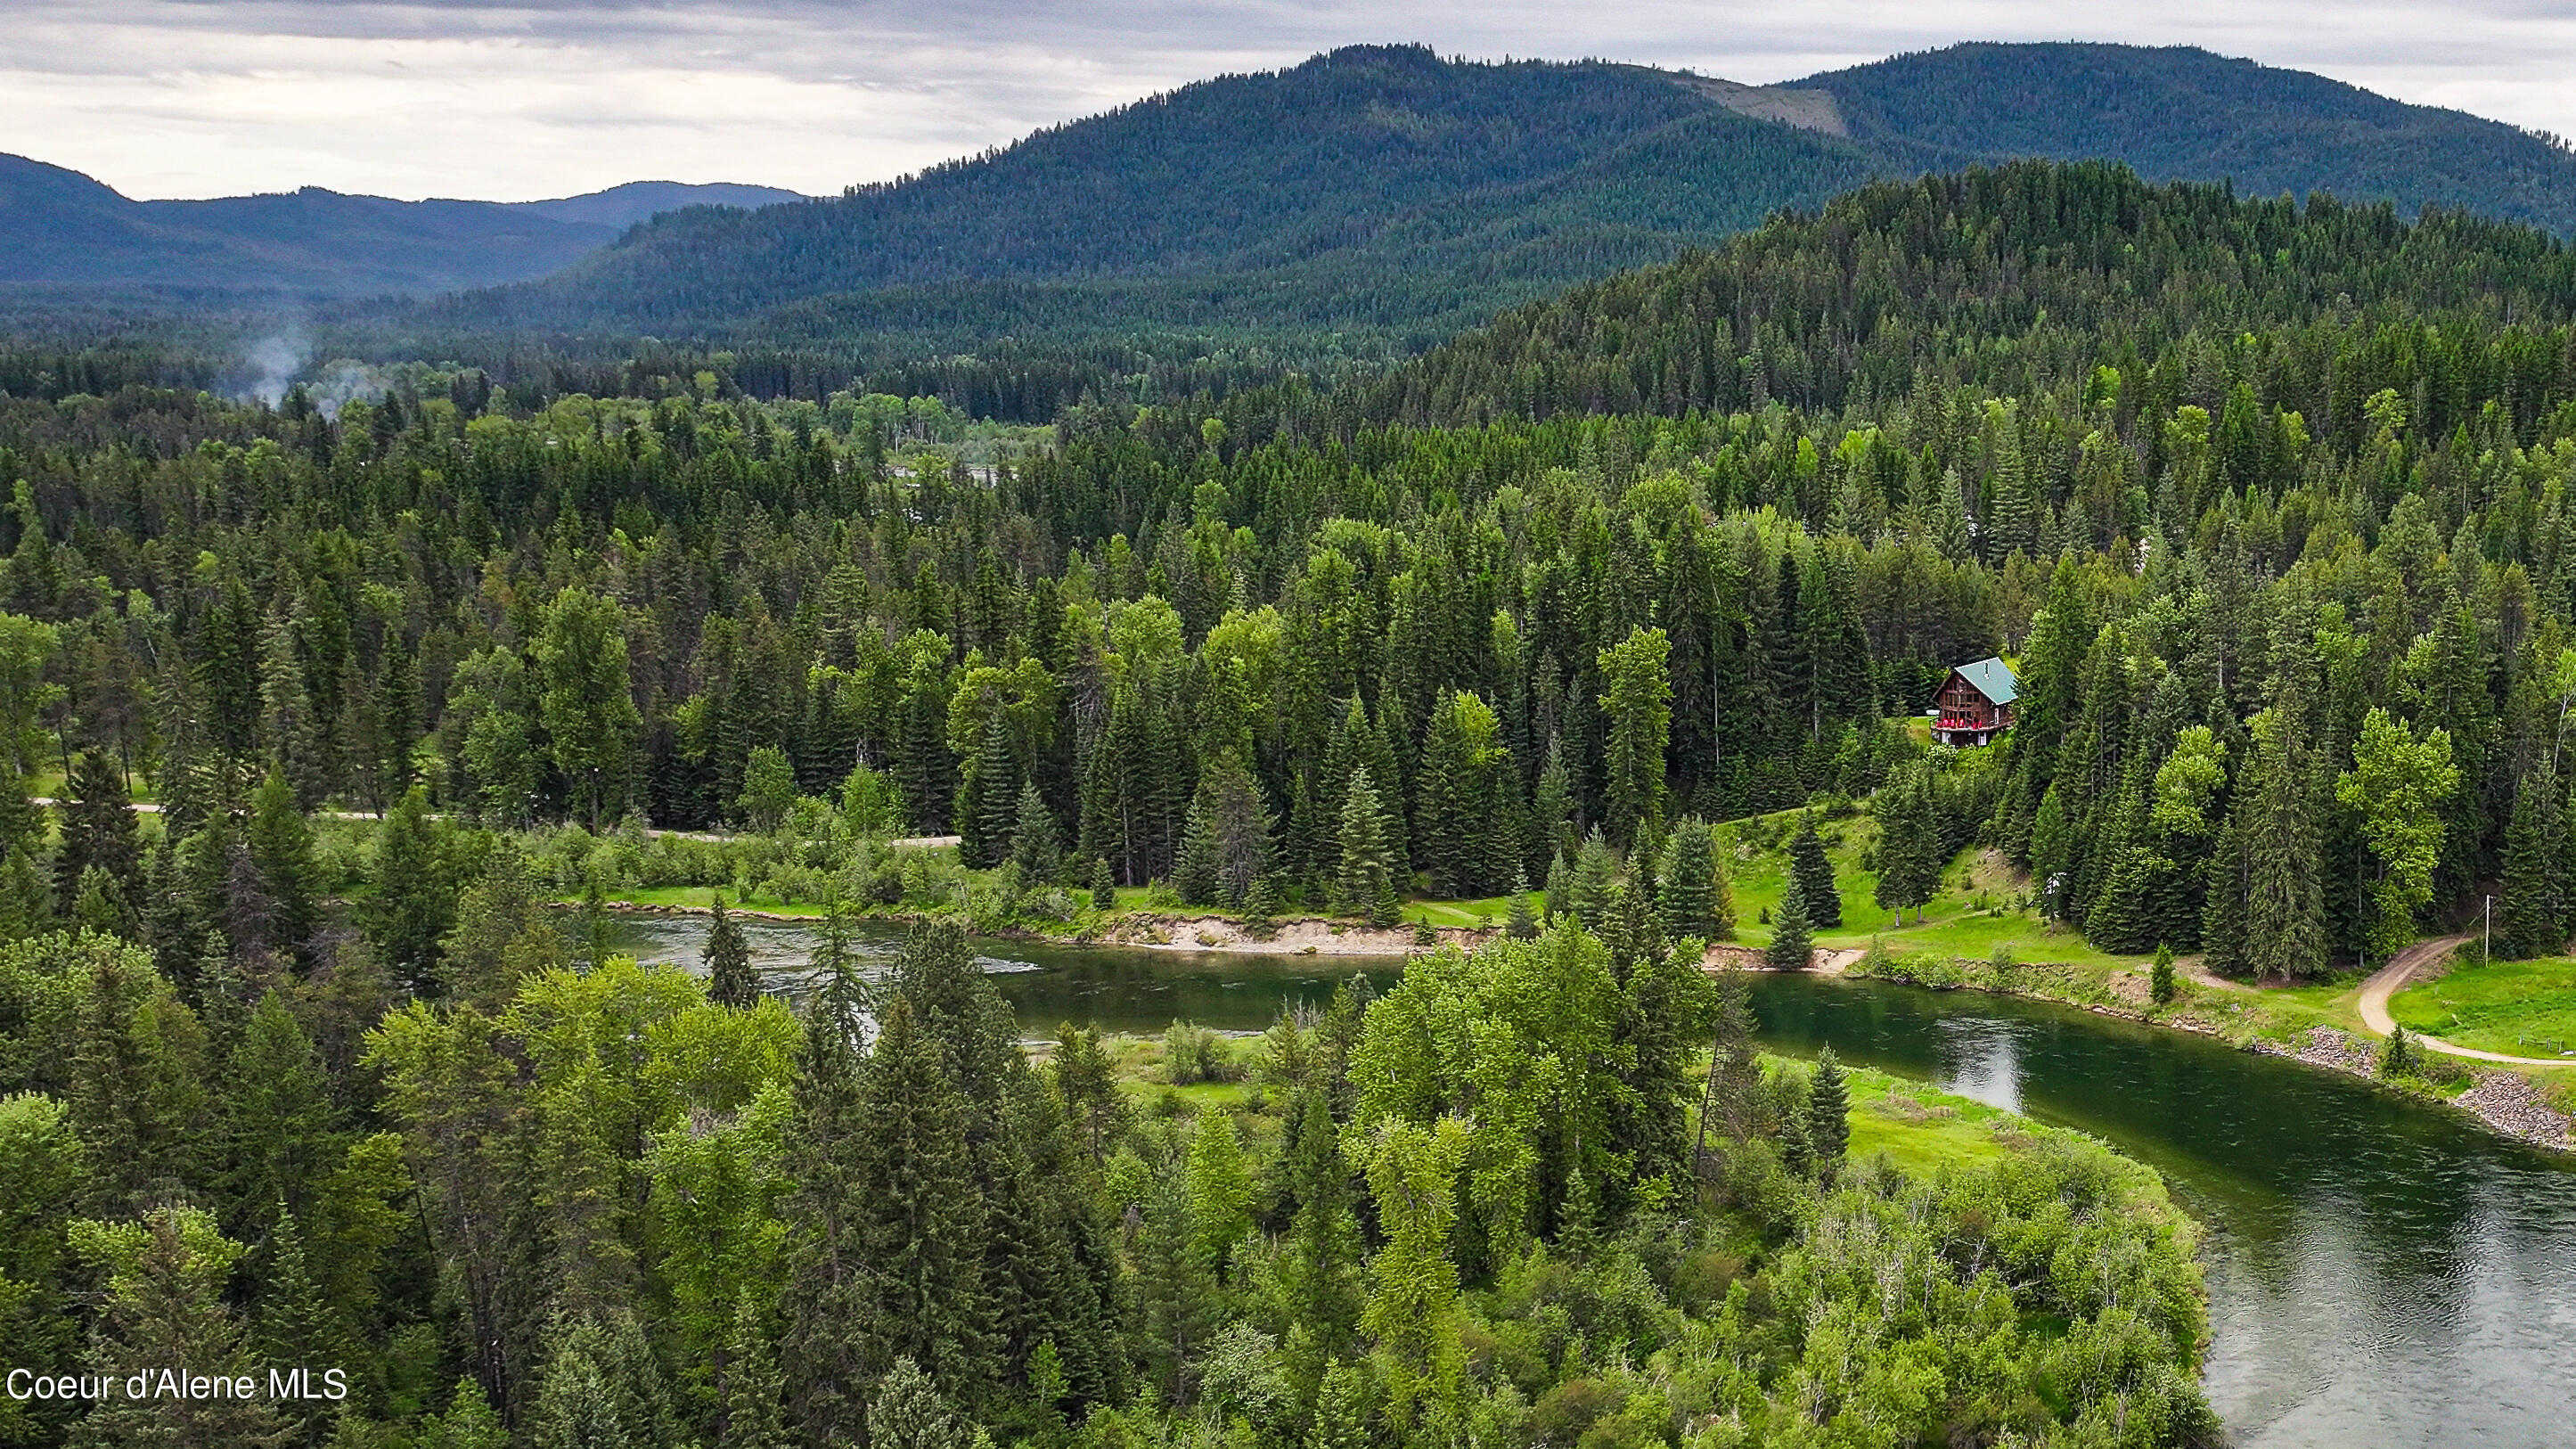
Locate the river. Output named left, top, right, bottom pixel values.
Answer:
left=606, top=915, right=2576, bottom=1449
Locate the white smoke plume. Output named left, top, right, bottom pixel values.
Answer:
left=240, top=328, right=307, bottom=407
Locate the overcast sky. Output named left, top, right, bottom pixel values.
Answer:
left=12, top=0, right=2576, bottom=202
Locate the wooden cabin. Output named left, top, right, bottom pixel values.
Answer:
left=1931, top=658, right=2017, bottom=748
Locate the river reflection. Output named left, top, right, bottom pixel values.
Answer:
left=604, top=913, right=1399, bottom=1036
left=1746, top=972, right=2576, bottom=1449
left=1932, top=1016, right=2027, bottom=1111
left=605, top=915, right=2576, bottom=1448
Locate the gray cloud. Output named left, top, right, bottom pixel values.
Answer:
left=8, top=0, right=2574, bottom=201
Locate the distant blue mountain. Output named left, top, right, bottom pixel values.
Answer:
left=0, top=156, right=804, bottom=295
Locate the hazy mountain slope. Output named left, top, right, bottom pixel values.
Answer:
left=429, top=40, right=2576, bottom=350
left=0, top=156, right=805, bottom=294
left=462, top=45, right=1729, bottom=332
left=1808, top=43, right=2576, bottom=234
left=509, top=181, right=806, bottom=230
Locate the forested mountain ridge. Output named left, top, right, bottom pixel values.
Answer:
left=0, top=154, right=805, bottom=295
left=419, top=40, right=2576, bottom=349
left=1807, top=42, right=2576, bottom=234
left=430, top=45, right=1852, bottom=335
left=1362, top=160, right=2576, bottom=429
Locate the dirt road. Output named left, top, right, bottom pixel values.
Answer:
left=2354, top=934, right=2576, bottom=1067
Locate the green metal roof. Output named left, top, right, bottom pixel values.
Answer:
left=1954, top=657, right=2017, bottom=706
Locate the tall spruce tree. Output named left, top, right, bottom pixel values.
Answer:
left=705, top=896, right=760, bottom=1010
left=1656, top=816, right=1724, bottom=941
left=1787, top=813, right=1843, bottom=928
left=367, top=784, right=450, bottom=995
left=1766, top=888, right=1815, bottom=972
left=959, top=715, right=1018, bottom=870
left=1870, top=768, right=1942, bottom=926
left=2244, top=704, right=2327, bottom=979
left=1336, top=769, right=1398, bottom=926
left=2200, top=806, right=2252, bottom=978
left=1807, top=1046, right=1850, bottom=1177
left=53, top=749, right=140, bottom=926
left=2497, top=763, right=2567, bottom=958
left=1598, top=626, right=1672, bottom=847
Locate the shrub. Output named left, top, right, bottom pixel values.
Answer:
left=1160, top=1021, right=1237, bottom=1085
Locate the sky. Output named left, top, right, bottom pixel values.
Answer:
left=11, top=0, right=2576, bottom=202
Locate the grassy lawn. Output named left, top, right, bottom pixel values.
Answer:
left=1843, top=1065, right=2021, bottom=1175
left=1084, top=1030, right=2073, bottom=1189
left=1718, top=810, right=2147, bottom=972
left=1403, top=895, right=1521, bottom=929
left=2390, top=955, right=2576, bottom=1060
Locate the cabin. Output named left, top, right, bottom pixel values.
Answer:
left=1931, top=657, right=2017, bottom=748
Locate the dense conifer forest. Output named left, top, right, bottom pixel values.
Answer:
left=7, top=158, right=2576, bottom=1445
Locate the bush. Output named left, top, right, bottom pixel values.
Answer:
left=1160, top=1021, right=1238, bottom=1085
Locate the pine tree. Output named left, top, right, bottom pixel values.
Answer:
left=1603, top=876, right=1699, bottom=1201
left=258, top=603, right=329, bottom=810
left=2200, top=807, right=2251, bottom=979
left=254, top=1211, right=349, bottom=1446
left=716, top=1295, right=790, bottom=1449
left=247, top=769, right=319, bottom=962
left=1807, top=1047, right=1849, bottom=1176
left=2084, top=844, right=2166, bottom=954
left=1089, top=857, right=1116, bottom=913
left=1304, top=1360, right=1370, bottom=1449
left=1656, top=817, right=1723, bottom=940
left=2495, top=763, right=2565, bottom=959
left=1271, top=1092, right=1361, bottom=1402
left=1542, top=850, right=1573, bottom=924
left=53, top=748, right=140, bottom=924
left=1411, top=691, right=1509, bottom=897
left=417, top=1380, right=507, bottom=1449
left=1336, top=769, right=1397, bottom=926
left=1786, top=813, right=1843, bottom=928
left=866, top=1355, right=977, bottom=1449
left=1869, top=767, right=1941, bottom=925
left=846, top=996, right=994, bottom=1404
left=68, top=1208, right=290, bottom=1448
left=1009, top=782, right=1060, bottom=881
left=1242, top=873, right=1279, bottom=939
left=1697, top=970, right=1764, bottom=1152
left=2150, top=943, right=2177, bottom=1005
left=1131, top=1152, right=1214, bottom=1406
left=1598, top=626, right=1672, bottom=846
left=1185, top=1109, right=1255, bottom=1283
left=959, top=715, right=1018, bottom=870
left=1571, top=830, right=1617, bottom=927
left=367, top=784, right=450, bottom=994
left=1173, top=802, right=1223, bottom=905
left=1765, top=888, right=1814, bottom=972
left=779, top=995, right=871, bottom=1443
left=524, top=1313, right=681, bottom=1449
left=706, top=896, right=760, bottom=1010
left=218, top=989, right=339, bottom=1233
left=1528, top=739, right=1574, bottom=876
left=2244, top=704, right=2327, bottom=979
left=1778, top=1101, right=1813, bottom=1177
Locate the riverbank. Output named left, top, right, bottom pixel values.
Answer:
left=584, top=895, right=2575, bottom=1151
left=1824, top=943, right=2575, bottom=1153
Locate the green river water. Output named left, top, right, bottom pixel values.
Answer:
left=606, top=914, right=2576, bottom=1448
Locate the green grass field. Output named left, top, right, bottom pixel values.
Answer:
left=1089, top=1027, right=2066, bottom=1184
left=1720, top=809, right=2147, bottom=971
left=1843, top=1065, right=2024, bottom=1175
left=2390, top=956, right=2576, bottom=1060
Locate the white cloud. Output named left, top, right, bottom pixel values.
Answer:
left=7, top=0, right=2573, bottom=200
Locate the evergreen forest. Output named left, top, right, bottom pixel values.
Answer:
left=6, top=157, right=2576, bottom=1445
